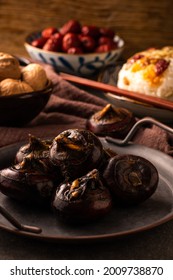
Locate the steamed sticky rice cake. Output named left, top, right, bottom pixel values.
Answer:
left=117, top=47, right=173, bottom=100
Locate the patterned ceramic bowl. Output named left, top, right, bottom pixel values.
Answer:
left=24, top=31, right=124, bottom=76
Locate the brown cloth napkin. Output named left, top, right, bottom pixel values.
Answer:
left=0, top=64, right=106, bottom=147
left=0, top=63, right=173, bottom=156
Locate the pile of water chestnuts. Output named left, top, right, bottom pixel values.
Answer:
left=0, top=125, right=159, bottom=225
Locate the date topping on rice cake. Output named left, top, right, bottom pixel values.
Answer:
left=117, top=47, right=173, bottom=100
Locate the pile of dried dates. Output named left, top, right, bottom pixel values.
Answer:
left=31, top=19, right=118, bottom=54
left=0, top=126, right=159, bottom=225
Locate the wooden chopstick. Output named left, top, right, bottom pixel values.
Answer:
left=60, top=72, right=173, bottom=111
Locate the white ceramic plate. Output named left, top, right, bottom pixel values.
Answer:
left=99, top=64, right=173, bottom=123
left=106, top=93, right=173, bottom=123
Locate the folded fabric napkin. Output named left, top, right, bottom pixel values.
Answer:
left=0, top=62, right=173, bottom=156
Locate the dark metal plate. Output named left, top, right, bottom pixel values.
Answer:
left=0, top=140, right=173, bottom=242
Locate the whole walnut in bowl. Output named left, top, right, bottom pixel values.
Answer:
left=0, top=52, right=53, bottom=127
left=21, top=63, right=48, bottom=91
left=0, top=52, right=21, bottom=81
left=0, top=79, right=33, bottom=96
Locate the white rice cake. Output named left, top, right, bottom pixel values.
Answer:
left=117, top=47, right=173, bottom=100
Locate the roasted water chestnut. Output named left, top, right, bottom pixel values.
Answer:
left=15, top=134, right=52, bottom=163
left=103, top=154, right=159, bottom=205
left=15, top=134, right=61, bottom=178
left=87, top=104, right=136, bottom=138
left=0, top=155, right=62, bottom=207
left=52, top=169, right=112, bottom=224
left=50, top=129, right=106, bottom=180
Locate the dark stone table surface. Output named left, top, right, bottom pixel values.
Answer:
left=0, top=220, right=173, bottom=260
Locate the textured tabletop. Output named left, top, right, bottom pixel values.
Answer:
left=0, top=220, right=173, bottom=260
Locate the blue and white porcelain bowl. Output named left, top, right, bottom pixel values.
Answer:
left=24, top=31, right=125, bottom=76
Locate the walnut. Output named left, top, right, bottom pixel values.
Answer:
left=0, top=79, right=33, bottom=96
left=22, top=63, right=48, bottom=91
left=0, top=52, right=21, bottom=81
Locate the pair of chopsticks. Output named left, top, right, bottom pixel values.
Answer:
left=60, top=72, right=173, bottom=112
